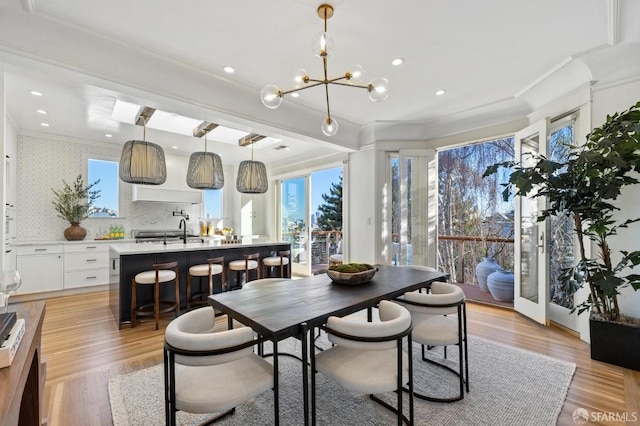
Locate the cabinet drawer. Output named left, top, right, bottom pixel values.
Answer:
left=17, top=244, right=64, bottom=256
left=65, top=251, right=109, bottom=271
left=64, top=243, right=108, bottom=253
left=64, top=268, right=109, bottom=289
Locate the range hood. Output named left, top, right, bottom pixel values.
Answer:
left=130, top=153, right=203, bottom=204
left=132, top=186, right=202, bottom=204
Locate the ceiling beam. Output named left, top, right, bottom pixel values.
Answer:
left=239, top=133, right=266, bottom=147
left=134, top=106, right=156, bottom=125
left=193, top=121, right=219, bottom=138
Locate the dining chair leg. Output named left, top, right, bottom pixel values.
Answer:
left=154, top=281, right=160, bottom=330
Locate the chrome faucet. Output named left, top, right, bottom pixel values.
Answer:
left=179, top=218, right=187, bottom=244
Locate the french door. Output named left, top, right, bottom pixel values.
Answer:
left=514, top=119, right=550, bottom=324
left=514, top=117, right=579, bottom=328
left=387, top=149, right=438, bottom=268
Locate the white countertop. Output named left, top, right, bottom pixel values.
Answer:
left=109, top=239, right=286, bottom=255
left=14, top=239, right=136, bottom=246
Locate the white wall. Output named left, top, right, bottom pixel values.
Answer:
left=591, top=79, right=640, bottom=319
left=346, top=147, right=376, bottom=263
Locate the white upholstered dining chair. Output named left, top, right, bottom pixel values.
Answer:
left=311, top=300, right=414, bottom=425
left=163, top=306, right=275, bottom=425
left=397, top=281, right=469, bottom=402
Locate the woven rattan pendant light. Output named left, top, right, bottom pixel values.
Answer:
left=236, top=141, right=268, bottom=194
left=119, top=116, right=166, bottom=185
left=186, top=132, right=224, bottom=189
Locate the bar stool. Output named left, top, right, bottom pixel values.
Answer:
left=186, top=256, right=225, bottom=310
left=262, top=250, right=291, bottom=278
left=131, top=260, right=180, bottom=330
left=227, top=253, right=260, bottom=290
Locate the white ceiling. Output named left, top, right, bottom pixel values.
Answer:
left=1, top=0, right=639, bottom=166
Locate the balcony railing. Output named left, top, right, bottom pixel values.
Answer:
left=438, top=235, right=515, bottom=285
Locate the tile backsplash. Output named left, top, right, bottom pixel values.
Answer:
left=16, top=134, right=202, bottom=241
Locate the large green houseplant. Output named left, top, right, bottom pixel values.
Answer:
left=52, top=175, right=100, bottom=241
left=484, top=101, right=640, bottom=368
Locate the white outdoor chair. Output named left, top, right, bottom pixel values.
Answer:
left=163, top=307, right=275, bottom=425
left=311, top=300, right=414, bottom=425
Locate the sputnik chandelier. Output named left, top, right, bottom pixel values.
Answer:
left=260, top=3, right=389, bottom=136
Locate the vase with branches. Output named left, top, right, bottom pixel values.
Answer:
left=52, top=175, right=101, bottom=241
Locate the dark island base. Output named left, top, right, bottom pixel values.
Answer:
left=109, top=243, right=291, bottom=329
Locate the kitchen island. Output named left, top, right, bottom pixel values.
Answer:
left=109, top=240, right=291, bottom=329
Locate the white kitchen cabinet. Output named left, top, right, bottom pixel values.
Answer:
left=240, top=193, right=267, bottom=236
left=16, top=244, right=64, bottom=294
left=4, top=125, right=17, bottom=208
left=64, top=243, right=109, bottom=289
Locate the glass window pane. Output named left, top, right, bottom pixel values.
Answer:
left=88, top=159, right=119, bottom=217
left=203, top=189, right=222, bottom=219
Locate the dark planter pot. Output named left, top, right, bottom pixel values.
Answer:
left=589, top=313, right=640, bottom=371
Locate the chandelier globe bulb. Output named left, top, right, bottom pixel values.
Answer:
left=346, top=64, right=365, bottom=84
left=367, top=77, right=390, bottom=102
left=311, top=31, right=334, bottom=58
left=321, top=117, right=339, bottom=136
left=292, top=68, right=309, bottom=88
left=261, top=84, right=283, bottom=109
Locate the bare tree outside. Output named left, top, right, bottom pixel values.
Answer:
left=437, top=138, right=515, bottom=285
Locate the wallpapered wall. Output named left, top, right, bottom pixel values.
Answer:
left=16, top=134, right=201, bottom=241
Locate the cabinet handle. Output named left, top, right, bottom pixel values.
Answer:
left=86, top=259, right=97, bottom=262
left=86, top=276, right=97, bottom=280
left=85, top=246, right=98, bottom=249
left=34, top=248, right=47, bottom=252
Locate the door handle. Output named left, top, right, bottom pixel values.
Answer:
left=538, top=232, right=545, bottom=254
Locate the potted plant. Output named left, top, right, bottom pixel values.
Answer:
left=484, top=101, right=640, bottom=370
left=52, top=175, right=101, bottom=241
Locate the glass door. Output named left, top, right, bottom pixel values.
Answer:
left=514, top=119, right=549, bottom=324
left=388, top=149, right=438, bottom=267
left=547, top=120, right=578, bottom=330
left=280, top=176, right=310, bottom=276
left=278, top=166, right=343, bottom=276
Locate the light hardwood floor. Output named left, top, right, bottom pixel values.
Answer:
left=40, top=290, right=639, bottom=426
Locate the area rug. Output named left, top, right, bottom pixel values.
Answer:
left=109, top=335, right=575, bottom=426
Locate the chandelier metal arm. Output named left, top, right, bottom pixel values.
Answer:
left=280, top=81, right=325, bottom=95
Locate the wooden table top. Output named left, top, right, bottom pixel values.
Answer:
left=208, top=265, right=447, bottom=339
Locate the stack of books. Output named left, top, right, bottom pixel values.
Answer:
left=0, top=312, right=25, bottom=368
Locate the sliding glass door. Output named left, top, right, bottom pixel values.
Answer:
left=278, top=166, right=343, bottom=276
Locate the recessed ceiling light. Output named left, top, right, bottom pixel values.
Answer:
left=105, top=134, right=113, bottom=138
left=36, top=109, right=48, bottom=114
left=291, top=92, right=300, bottom=98
left=392, top=58, right=404, bottom=66
left=172, top=146, right=179, bottom=149
left=40, top=122, right=50, bottom=127
left=435, top=89, right=446, bottom=96
left=223, top=66, right=235, bottom=74
left=30, top=90, right=43, bottom=96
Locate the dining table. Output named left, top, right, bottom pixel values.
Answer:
left=208, top=264, right=448, bottom=425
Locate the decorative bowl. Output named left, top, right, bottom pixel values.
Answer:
left=326, top=264, right=377, bottom=285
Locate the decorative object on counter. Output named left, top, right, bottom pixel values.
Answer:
left=326, top=263, right=377, bottom=285
left=51, top=175, right=101, bottom=241
left=260, top=4, right=389, bottom=137
left=187, top=124, right=224, bottom=189
left=119, top=109, right=167, bottom=185
left=236, top=139, right=268, bottom=194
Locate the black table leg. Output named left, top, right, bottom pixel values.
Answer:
left=273, top=339, right=280, bottom=425
left=301, top=322, right=309, bottom=426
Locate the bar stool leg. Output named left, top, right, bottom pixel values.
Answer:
left=131, top=279, right=137, bottom=328
left=174, top=275, right=180, bottom=319
left=154, top=281, right=160, bottom=330
left=186, top=272, right=192, bottom=311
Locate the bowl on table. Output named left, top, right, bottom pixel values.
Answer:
left=326, top=263, right=377, bottom=285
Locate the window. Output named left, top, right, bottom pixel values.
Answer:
left=203, top=189, right=222, bottom=219
left=87, top=158, right=120, bottom=217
